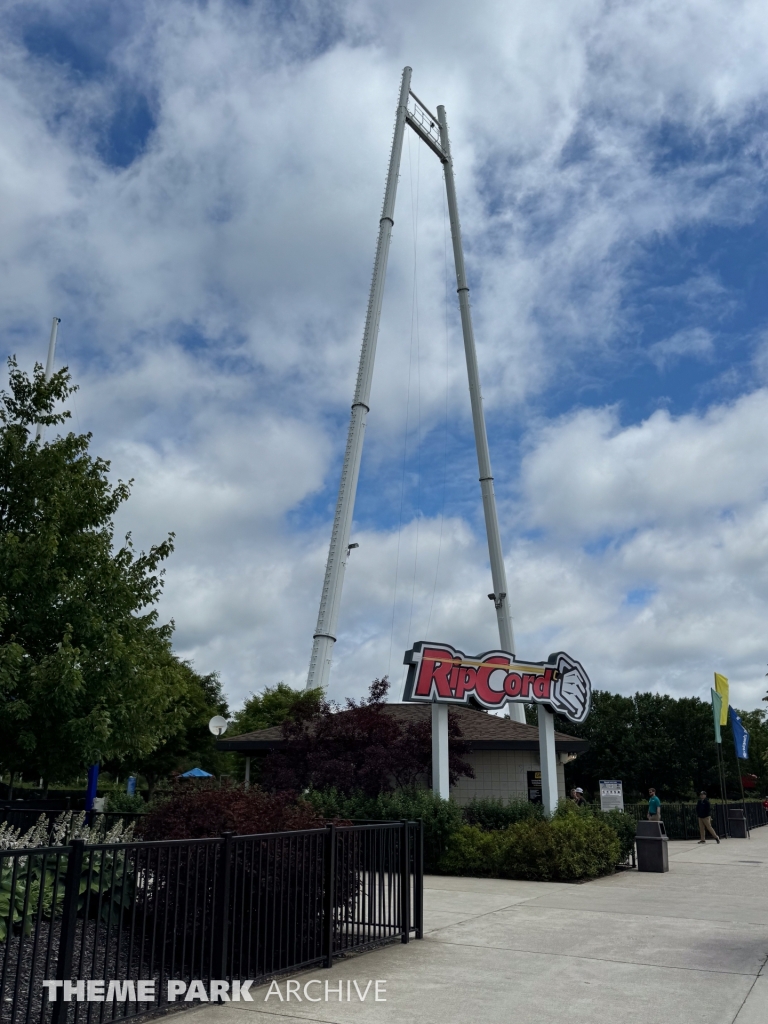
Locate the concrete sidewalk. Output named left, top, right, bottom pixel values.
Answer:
left=193, top=826, right=768, bottom=1024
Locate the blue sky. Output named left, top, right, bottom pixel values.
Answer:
left=2, top=0, right=768, bottom=711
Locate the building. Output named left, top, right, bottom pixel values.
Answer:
left=218, top=703, right=588, bottom=804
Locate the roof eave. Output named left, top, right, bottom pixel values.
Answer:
left=217, top=737, right=589, bottom=754
left=216, top=739, right=286, bottom=751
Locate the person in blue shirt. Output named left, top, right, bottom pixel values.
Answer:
left=647, top=788, right=661, bottom=821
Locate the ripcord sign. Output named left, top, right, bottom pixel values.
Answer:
left=402, top=643, right=592, bottom=724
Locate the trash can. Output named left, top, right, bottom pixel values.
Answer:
left=728, top=808, right=748, bottom=839
left=636, top=820, right=669, bottom=872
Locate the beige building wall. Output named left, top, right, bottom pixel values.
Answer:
left=449, top=750, right=567, bottom=806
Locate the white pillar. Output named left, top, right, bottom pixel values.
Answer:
left=244, top=756, right=251, bottom=790
left=538, top=706, right=559, bottom=816
left=431, top=703, right=450, bottom=800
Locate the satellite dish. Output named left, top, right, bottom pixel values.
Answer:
left=208, top=716, right=228, bottom=737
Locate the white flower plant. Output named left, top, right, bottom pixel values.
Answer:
left=0, top=811, right=135, bottom=851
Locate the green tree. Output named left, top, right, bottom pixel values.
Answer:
left=108, top=665, right=233, bottom=800
left=0, top=358, right=184, bottom=787
left=554, top=690, right=722, bottom=800
left=230, top=682, right=324, bottom=736
left=226, top=683, right=324, bottom=783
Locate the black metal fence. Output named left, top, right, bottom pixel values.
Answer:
left=623, top=801, right=768, bottom=839
left=0, top=821, right=423, bottom=1024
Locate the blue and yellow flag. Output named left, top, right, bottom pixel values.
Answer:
left=711, top=688, right=722, bottom=744
left=714, top=673, right=729, bottom=726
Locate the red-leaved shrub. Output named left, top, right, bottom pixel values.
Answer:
left=138, top=782, right=325, bottom=840
left=262, top=677, right=473, bottom=798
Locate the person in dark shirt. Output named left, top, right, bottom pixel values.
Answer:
left=696, top=791, right=720, bottom=844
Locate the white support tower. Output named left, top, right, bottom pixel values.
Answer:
left=435, top=105, right=525, bottom=726
left=306, top=69, right=523, bottom=727
left=35, top=317, right=61, bottom=442
left=306, top=67, right=412, bottom=691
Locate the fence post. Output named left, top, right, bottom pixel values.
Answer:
left=215, top=832, right=234, bottom=991
left=400, top=821, right=410, bottom=944
left=52, top=839, right=85, bottom=1024
left=324, top=824, right=336, bottom=969
left=414, top=819, right=424, bottom=940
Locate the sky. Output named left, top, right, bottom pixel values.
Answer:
left=2, top=0, right=768, bottom=713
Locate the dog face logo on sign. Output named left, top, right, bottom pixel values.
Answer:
left=402, top=643, right=591, bottom=724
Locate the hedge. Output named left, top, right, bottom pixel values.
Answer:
left=462, top=797, right=544, bottom=831
left=308, top=789, right=635, bottom=878
left=306, top=788, right=462, bottom=871
left=439, top=814, right=622, bottom=881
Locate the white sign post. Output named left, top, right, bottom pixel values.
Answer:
left=432, top=704, right=450, bottom=799
left=599, top=780, right=624, bottom=812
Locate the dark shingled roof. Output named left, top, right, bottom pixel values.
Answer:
left=217, top=703, right=588, bottom=753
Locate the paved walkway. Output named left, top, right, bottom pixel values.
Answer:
left=195, top=826, right=768, bottom=1024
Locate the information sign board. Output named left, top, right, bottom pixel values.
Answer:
left=599, top=780, right=624, bottom=812
left=527, top=770, right=542, bottom=804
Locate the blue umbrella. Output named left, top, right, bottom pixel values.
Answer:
left=179, top=767, right=213, bottom=778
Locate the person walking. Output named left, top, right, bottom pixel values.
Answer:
left=696, top=791, right=720, bottom=844
left=647, top=788, right=661, bottom=821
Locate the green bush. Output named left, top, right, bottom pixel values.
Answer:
left=599, top=809, right=636, bottom=861
left=554, top=802, right=636, bottom=862
left=463, top=798, right=544, bottom=831
left=439, top=814, right=621, bottom=881
left=498, top=819, right=562, bottom=880
left=307, top=788, right=462, bottom=872
left=505, top=811, right=618, bottom=884
left=106, top=791, right=147, bottom=813
left=438, top=825, right=504, bottom=877
left=308, top=788, right=626, bottom=881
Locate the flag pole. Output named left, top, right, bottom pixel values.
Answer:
left=729, top=708, right=750, bottom=837
left=712, top=682, right=730, bottom=838
left=734, top=757, right=749, bottom=836
left=717, top=741, right=730, bottom=837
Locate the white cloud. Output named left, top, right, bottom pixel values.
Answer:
left=649, top=327, right=714, bottom=369
left=511, top=392, right=768, bottom=708
left=521, top=391, right=768, bottom=537
left=1, top=1, right=768, bottom=713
